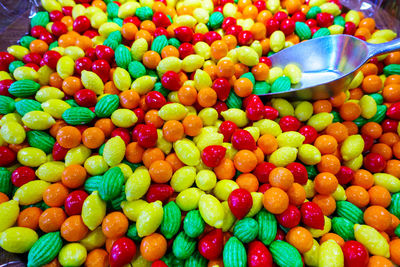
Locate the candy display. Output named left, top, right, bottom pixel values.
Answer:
left=0, top=0, right=400, bottom=266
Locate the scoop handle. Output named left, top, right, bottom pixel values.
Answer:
left=367, top=38, right=400, bottom=57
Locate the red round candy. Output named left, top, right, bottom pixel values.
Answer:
left=344, top=21, right=357, bottom=35
left=264, top=106, right=279, bottom=120
left=74, top=57, right=92, bottom=75
left=219, top=120, right=238, bottom=142
left=363, top=153, right=386, bottom=173
left=279, top=115, right=301, bottom=132
left=0, top=146, right=16, bottom=167
left=178, top=43, right=195, bottom=59
left=253, top=162, right=276, bottom=183
left=273, top=11, right=288, bottom=22
left=0, top=52, right=15, bottom=72
left=161, top=71, right=181, bottom=91
left=11, top=166, right=35, bottom=187
left=111, top=128, right=131, bottom=145
left=292, top=11, right=306, bottom=22
left=137, top=124, right=158, bottom=148
left=145, top=91, right=166, bottom=109
left=258, top=183, right=272, bottom=194
left=154, top=27, right=169, bottom=38
left=213, top=101, right=228, bottom=118
left=280, top=19, right=295, bottom=35
left=286, top=162, right=308, bottom=184
left=74, top=89, right=97, bottom=107
left=300, top=202, right=325, bottom=230
left=316, top=12, right=334, bottom=27
left=381, top=119, right=399, bottom=133
left=274, top=228, right=286, bottom=241
left=31, top=26, right=46, bottom=38
left=212, top=78, right=231, bottom=101
left=52, top=142, right=69, bottom=161
left=49, top=10, right=63, bottom=21
left=23, top=53, right=42, bottom=65
left=342, top=241, right=369, bottom=267
left=228, top=188, right=253, bottom=219
left=298, top=125, right=318, bottom=144
left=248, top=241, right=273, bottom=267
left=42, top=50, right=61, bottom=69
left=95, top=45, right=115, bottom=62
left=198, top=229, right=223, bottom=260
left=238, top=30, right=254, bottom=46
left=51, top=21, right=68, bottom=36
left=192, top=33, right=204, bottom=44
left=73, top=16, right=91, bottom=33
left=92, top=59, right=111, bottom=83
left=222, top=17, right=236, bottom=31
left=151, top=260, right=168, bottom=267
left=152, top=12, right=171, bottom=28
left=64, top=190, right=88, bottom=216
left=266, top=19, right=280, bottom=36
left=203, top=31, right=222, bottom=45
left=174, top=26, right=193, bottom=42
left=277, top=205, right=301, bottom=228
left=146, top=184, right=174, bottom=203
left=225, top=25, right=243, bottom=37
left=362, top=134, right=374, bottom=152
left=231, top=129, right=257, bottom=151
left=133, top=108, right=145, bottom=124
left=253, top=0, right=266, bottom=11
left=39, top=32, right=55, bottom=44
left=305, top=19, right=317, bottom=28
left=0, top=79, right=13, bottom=96
left=336, top=166, right=354, bottom=185
left=259, top=57, right=272, bottom=67
left=110, top=237, right=136, bottom=267
left=201, top=145, right=226, bottom=167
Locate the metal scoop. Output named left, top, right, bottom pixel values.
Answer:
left=263, top=34, right=400, bottom=100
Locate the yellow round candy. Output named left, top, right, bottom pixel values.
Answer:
left=59, top=243, right=87, bottom=267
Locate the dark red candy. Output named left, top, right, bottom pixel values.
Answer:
left=316, top=12, right=334, bottom=27
left=361, top=134, right=374, bottom=152
left=259, top=57, right=272, bottom=67
left=300, top=202, right=325, bottom=230
left=95, top=45, right=115, bottom=62
left=145, top=91, right=166, bottom=109
left=231, top=130, right=257, bottom=151
left=73, top=16, right=91, bottom=33
left=42, top=50, right=62, bottom=69
left=280, top=19, right=295, bottom=35
left=151, top=260, right=168, bottom=267
left=161, top=71, right=181, bottom=91
left=238, top=30, right=254, bottom=46
left=298, top=125, right=318, bottom=144
left=0, top=146, right=16, bottom=167
left=192, top=33, right=204, bottom=44
left=305, top=19, right=317, bottom=28
left=146, top=184, right=174, bottom=203
left=0, top=79, right=13, bottom=96
left=222, top=17, right=236, bottom=31
left=253, top=162, right=276, bottom=183
left=247, top=241, right=273, bottom=267
left=212, top=78, right=231, bottom=101
left=219, top=120, right=238, bottom=142
left=203, top=31, right=222, bottom=45
left=133, top=108, right=145, bottom=124
left=386, top=102, right=400, bottom=120
left=64, top=190, right=88, bottom=216
left=213, top=101, right=228, bottom=119
left=178, top=43, right=195, bottom=59
left=92, top=59, right=111, bottom=83
left=109, top=237, right=136, bottom=267
left=243, top=94, right=262, bottom=109
left=225, top=24, right=243, bottom=37
left=31, top=26, right=46, bottom=38
left=51, top=21, right=68, bottom=36
left=381, top=119, right=399, bottom=133
left=273, top=11, right=288, bottom=21
left=363, top=153, right=386, bottom=173
left=23, top=53, right=42, bottom=65
left=11, top=166, right=35, bottom=187
left=174, top=26, right=193, bottom=42
left=154, top=27, right=169, bottom=38
left=253, top=0, right=266, bottom=11
left=286, top=162, right=308, bottom=184
left=201, top=145, right=226, bottom=167
left=74, top=89, right=97, bottom=107
left=198, top=229, right=223, bottom=260
left=292, top=11, right=306, bottom=22
left=111, top=128, right=131, bottom=145
left=342, top=241, right=369, bottom=267
left=228, top=188, right=253, bottom=219
left=264, top=106, right=279, bottom=120
left=49, top=10, right=63, bottom=22
left=344, top=21, right=356, bottom=35
left=266, top=19, right=280, bottom=36
left=274, top=228, right=286, bottom=241
left=52, top=142, right=69, bottom=161
left=336, top=166, right=354, bottom=185
left=276, top=205, right=301, bottom=228
left=279, top=115, right=301, bottom=132
left=152, top=12, right=171, bottom=28
left=74, top=57, right=92, bottom=75
left=137, top=124, right=158, bottom=148
left=246, top=101, right=264, bottom=121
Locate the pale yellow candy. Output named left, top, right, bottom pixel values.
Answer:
left=269, top=147, right=298, bottom=167
left=92, top=36, right=106, bottom=46
left=131, top=254, right=152, bottom=267
left=13, top=67, right=38, bottom=81
left=348, top=71, right=364, bottom=89
left=295, top=101, right=313, bottom=121
left=194, top=42, right=211, bottom=60
left=328, top=25, right=344, bottom=35
left=345, top=10, right=360, bottom=26
left=131, top=76, right=156, bottom=95
left=90, top=12, right=107, bottom=29
left=267, top=67, right=284, bottom=83
left=193, top=8, right=209, bottom=23
left=159, top=103, right=188, bottom=120
left=307, top=112, right=333, bottom=132
left=0, top=114, right=21, bottom=126
left=125, top=167, right=151, bottom=201
left=17, top=147, right=47, bottom=167
left=7, top=45, right=29, bottom=60
left=251, top=41, right=262, bottom=58
left=137, top=201, right=163, bottom=237
left=371, top=29, right=397, bottom=41
left=65, top=145, right=91, bottom=166
left=116, top=163, right=133, bottom=181
left=0, top=71, right=12, bottom=81
left=308, top=216, right=331, bottom=238
left=277, top=131, right=305, bottom=147
left=246, top=192, right=264, bottom=218
left=354, top=224, right=390, bottom=257
left=0, top=121, right=26, bottom=144
left=22, top=111, right=55, bottom=130
left=57, top=56, right=75, bottom=79
left=118, top=1, right=140, bottom=18
left=332, top=184, right=347, bottom=201
left=304, top=239, right=320, bottom=267
left=213, top=180, right=239, bottom=201
left=156, top=129, right=172, bottom=155
left=267, top=0, right=280, bottom=13
left=318, top=240, right=344, bottom=267
left=157, top=57, right=182, bottom=76
left=14, top=180, right=50, bottom=205
left=194, top=69, right=212, bottom=90
left=195, top=170, right=217, bottom=191
left=103, top=136, right=126, bottom=166
left=221, top=109, right=249, bottom=128
left=222, top=142, right=237, bottom=160
left=79, top=227, right=106, bottom=251
left=198, top=108, right=218, bottom=126
left=341, top=134, right=364, bottom=161
left=58, top=0, right=75, bottom=7
left=199, top=194, right=224, bottom=228
left=35, top=87, right=64, bottom=102
left=113, top=67, right=132, bottom=91
left=72, top=4, right=86, bottom=19
left=81, top=70, right=104, bottom=95
left=304, top=179, right=316, bottom=198
left=298, top=144, right=321, bottom=165
left=64, top=46, right=85, bottom=61
left=182, top=55, right=205, bottom=72
left=84, top=155, right=108, bottom=176
left=111, top=109, right=138, bottom=128
left=283, top=64, right=302, bottom=84
left=223, top=3, right=237, bottom=17
left=0, top=227, right=38, bottom=254
left=167, top=91, right=179, bottom=103
left=373, top=173, right=400, bottom=193
left=237, top=18, right=254, bottom=31
left=244, top=126, right=260, bottom=142
left=59, top=243, right=87, bottom=267
left=343, top=154, right=363, bottom=171
left=360, top=95, right=377, bottom=119
left=226, top=49, right=239, bottom=63
left=222, top=201, right=236, bottom=232
left=270, top=31, right=285, bottom=52
left=254, top=119, right=281, bottom=137
left=195, top=132, right=224, bottom=151
left=121, top=200, right=149, bottom=221
left=41, top=0, right=62, bottom=11
left=139, top=0, right=154, bottom=7
left=82, top=191, right=106, bottom=230
left=237, top=46, right=259, bottom=66
left=272, top=98, right=294, bottom=117
left=35, top=161, right=65, bottom=182
left=0, top=200, right=20, bottom=232
left=131, top=38, right=148, bottom=61
left=171, top=166, right=196, bottom=192
left=309, top=0, right=326, bottom=6
left=41, top=99, right=71, bottom=119
left=320, top=2, right=341, bottom=16
left=176, top=187, right=204, bottom=211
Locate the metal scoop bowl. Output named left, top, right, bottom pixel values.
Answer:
left=263, top=34, right=400, bottom=100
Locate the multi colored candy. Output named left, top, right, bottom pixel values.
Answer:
left=0, top=0, right=400, bottom=266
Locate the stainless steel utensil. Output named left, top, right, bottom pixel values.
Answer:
left=262, top=34, right=400, bottom=99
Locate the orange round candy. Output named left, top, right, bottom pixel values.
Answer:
left=149, top=160, right=173, bottom=183
left=210, top=40, right=228, bottom=60
left=61, top=215, right=89, bottom=242
left=364, top=205, right=392, bottom=231
left=268, top=167, right=294, bottom=191
left=102, top=212, right=129, bottom=238
left=82, top=127, right=105, bottom=149
left=39, top=207, right=67, bottom=233
left=313, top=172, right=338, bottom=195
left=17, top=207, right=42, bottom=230
left=162, top=120, right=184, bottom=142
left=263, top=187, right=289, bottom=214
left=234, top=78, right=253, bottom=98
left=56, top=126, right=82, bottom=149
left=182, top=115, right=203, bottom=137
left=140, top=233, right=167, bottom=262
left=43, top=183, right=69, bottom=207
left=286, top=226, right=313, bottom=253
left=233, top=150, right=258, bottom=173
left=345, top=185, right=370, bottom=208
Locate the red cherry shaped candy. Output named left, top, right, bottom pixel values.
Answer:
left=276, top=205, right=301, bottom=228
left=247, top=241, right=273, bottom=267
left=231, top=130, right=257, bottom=151
left=342, top=240, right=369, bottom=267
left=201, top=145, right=226, bottom=167
left=228, top=188, right=253, bottom=219
left=109, top=237, right=136, bottom=267
left=198, top=229, right=223, bottom=260
left=300, top=202, right=325, bottom=230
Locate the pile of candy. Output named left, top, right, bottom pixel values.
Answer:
left=1, top=0, right=400, bottom=265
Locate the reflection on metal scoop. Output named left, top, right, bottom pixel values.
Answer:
left=262, top=34, right=400, bottom=100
